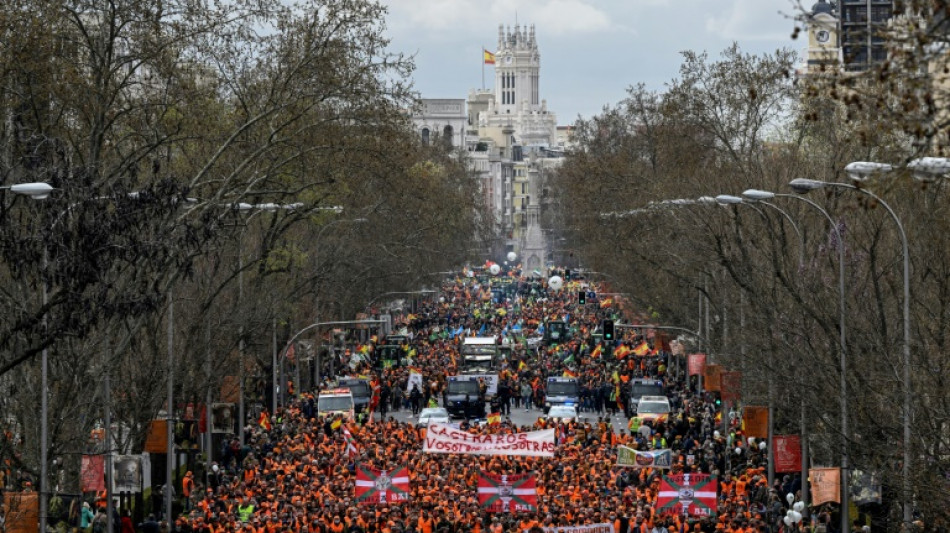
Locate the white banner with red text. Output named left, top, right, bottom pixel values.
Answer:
left=525, top=524, right=615, bottom=533
left=423, top=423, right=556, bottom=457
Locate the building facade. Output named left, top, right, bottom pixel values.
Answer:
left=412, top=23, right=566, bottom=272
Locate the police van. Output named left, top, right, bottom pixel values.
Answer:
left=628, top=378, right=665, bottom=412
left=317, top=388, right=355, bottom=420
left=543, top=376, right=580, bottom=414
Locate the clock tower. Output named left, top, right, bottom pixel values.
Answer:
left=804, top=0, right=840, bottom=74
left=494, top=24, right=540, bottom=114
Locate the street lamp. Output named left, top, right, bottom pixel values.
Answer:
left=789, top=176, right=913, bottom=525
left=0, top=182, right=54, bottom=200
left=743, top=188, right=848, bottom=516
left=228, top=202, right=305, bottom=448
left=273, top=319, right=387, bottom=413
left=3, top=183, right=53, bottom=533
left=907, top=157, right=950, bottom=180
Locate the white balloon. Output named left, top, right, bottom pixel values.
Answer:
left=791, top=511, right=802, bottom=523
left=734, top=447, right=742, bottom=455
left=439, top=296, right=445, bottom=303
left=489, top=264, right=501, bottom=275
left=713, top=430, right=721, bottom=439
left=786, top=493, right=795, bottom=505
left=759, top=441, right=768, bottom=450
left=548, top=276, right=564, bottom=290
left=507, top=251, right=517, bottom=262
left=748, top=437, right=756, bottom=446
left=793, top=501, right=805, bottom=512
left=783, top=517, right=792, bottom=526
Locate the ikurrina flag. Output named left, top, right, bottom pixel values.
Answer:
left=656, top=474, right=717, bottom=517
left=477, top=472, right=537, bottom=513
left=354, top=465, right=410, bottom=505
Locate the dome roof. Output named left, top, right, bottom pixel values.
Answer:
left=812, top=0, right=834, bottom=16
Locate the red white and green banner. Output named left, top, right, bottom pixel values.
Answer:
left=656, top=474, right=717, bottom=517
left=354, top=465, right=410, bottom=505
left=478, top=472, right=537, bottom=513
left=423, top=423, right=555, bottom=457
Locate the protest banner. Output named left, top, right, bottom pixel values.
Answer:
left=479, top=472, right=537, bottom=512
left=143, top=420, right=167, bottom=453
left=527, top=524, right=615, bottom=533
left=656, top=474, right=718, bottom=516
left=616, top=446, right=673, bottom=468
left=720, top=372, right=742, bottom=402
left=773, top=435, right=802, bottom=473
left=810, top=467, right=841, bottom=505
left=355, top=465, right=410, bottom=505
left=406, top=371, right=423, bottom=393
left=741, top=406, right=769, bottom=439
left=3, top=492, right=38, bottom=533
left=423, top=423, right=555, bottom=457
left=81, top=455, right=105, bottom=492
left=687, top=354, right=706, bottom=376
left=703, top=365, right=721, bottom=392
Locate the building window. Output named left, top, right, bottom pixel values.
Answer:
left=421, top=128, right=430, bottom=145
left=443, top=125, right=453, bottom=148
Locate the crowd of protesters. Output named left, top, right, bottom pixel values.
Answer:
left=167, top=270, right=850, bottom=533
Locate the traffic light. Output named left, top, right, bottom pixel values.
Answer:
left=565, top=269, right=571, bottom=279
left=578, top=290, right=586, bottom=305
left=603, top=319, right=614, bottom=341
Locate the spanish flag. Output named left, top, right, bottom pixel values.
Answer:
left=590, top=345, right=603, bottom=359
left=483, top=49, right=496, bottom=65
left=632, top=341, right=651, bottom=356
left=331, top=418, right=343, bottom=431
left=487, top=412, right=501, bottom=426
left=562, top=369, right=578, bottom=378
left=614, top=344, right=632, bottom=359
left=518, top=360, right=527, bottom=371
left=258, top=411, right=272, bottom=431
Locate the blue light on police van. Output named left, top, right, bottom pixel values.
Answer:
left=564, top=402, right=574, bottom=406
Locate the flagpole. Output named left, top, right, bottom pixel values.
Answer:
left=481, top=45, right=485, bottom=89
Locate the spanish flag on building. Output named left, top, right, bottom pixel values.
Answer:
left=483, top=49, right=496, bottom=65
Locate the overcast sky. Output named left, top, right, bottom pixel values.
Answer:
left=381, top=0, right=807, bottom=125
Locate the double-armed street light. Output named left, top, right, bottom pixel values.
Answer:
left=790, top=170, right=913, bottom=526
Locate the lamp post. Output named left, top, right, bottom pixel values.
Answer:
left=230, top=203, right=307, bottom=447
left=790, top=175, right=912, bottom=526
left=743, top=188, right=848, bottom=516
left=3, top=183, right=53, bottom=533
left=274, top=319, right=387, bottom=412
left=714, top=194, right=811, bottom=491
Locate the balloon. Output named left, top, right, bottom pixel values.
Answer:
left=759, top=441, right=768, bottom=450
left=507, top=251, right=517, bottom=262
left=786, top=493, right=795, bottom=505
left=783, top=517, right=791, bottom=526
left=793, top=502, right=804, bottom=512
left=713, top=430, right=721, bottom=439
left=439, top=296, right=445, bottom=303
left=734, top=447, right=742, bottom=455
left=548, top=276, right=564, bottom=290
left=212, top=464, right=219, bottom=473
left=489, top=264, right=501, bottom=275
left=791, top=511, right=802, bottom=523
left=748, top=437, right=755, bottom=446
